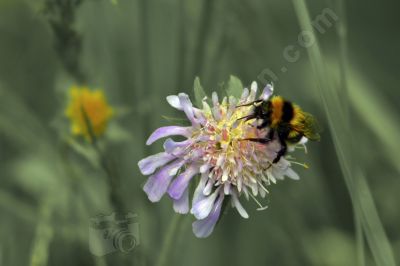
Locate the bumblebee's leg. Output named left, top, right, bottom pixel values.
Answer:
left=273, top=131, right=288, bottom=163
left=267, top=129, right=275, bottom=140
left=237, top=114, right=256, bottom=121
left=273, top=143, right=287, bottom=163
left=241, top=128, right=274, bottom=144
left=241, top=138, right=271, bottom=144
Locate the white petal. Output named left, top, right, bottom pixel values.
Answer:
left=192, top=173, right=208, bottom=205
left=271, top=167, right=284, bottom=180
left=298, top=136, right=308, bottom=145
left=202, top=100, right=212, bottom=114
left=223, top=183, right=231, bottom=195
left=237, top=177, right=243, bottom=192
left=231, top=192, right=249, bottom=219
left=260, top=84, right=273, bottom=100
left=259, top=187, right=266, bottom=198
left=200, top=163, right=210, bottom=174
left=221, top=169, right=229, bottom=182
left=216, top=155, right=225, bottom=167
left=242, top=187, right=249, bottom=200
left=248, top=81, right=258, bottom=101
left=251, top=182, right=258, bottom=196
left=166, top=95, right=182, bottom=110
left=212, top=92, right=219, bottom=106
left=267, top=171, right=277, bottom=184
left=285, top=168, right=300, bottom=180
left=240, top=88, right=249, bottom=102
left=191, top=187, right=220, bottom=219
left=203, top=180, right=213, bottom=195
left=211, top=92, right=221, bottom=120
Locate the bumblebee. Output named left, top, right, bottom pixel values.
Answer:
left=239, top=96, right=320, bottom=163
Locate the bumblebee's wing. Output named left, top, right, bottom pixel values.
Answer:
left=303, top=112, right=321, bottom=141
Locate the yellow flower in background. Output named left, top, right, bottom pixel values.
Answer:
left=65, top=86, right=114, bottom=139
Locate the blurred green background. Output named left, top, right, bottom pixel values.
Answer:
left=0, top=0, right=399, bottom=265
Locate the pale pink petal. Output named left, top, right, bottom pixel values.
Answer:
left=138, top=152, right=175, bottom=175
left=173, top=187, right=189, bottom=214
left=143, top=159, right=184, bottom=202
left=178, top=93, right=198, bottom=126
left=192, top=193, right=224, bottom=238
left=168, top=165, right=199, bottom=200
left=146, top=126, right=192, bottom=145
left=163, top=138, right=191, bottom=155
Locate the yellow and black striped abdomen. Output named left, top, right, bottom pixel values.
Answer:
left=270, top=96, right=295, bottom=126
left=269, top=96, right=306, bottom=143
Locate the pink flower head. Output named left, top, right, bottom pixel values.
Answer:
left=138, top=80, right=307, bottom=238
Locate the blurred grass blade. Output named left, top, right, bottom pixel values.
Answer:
left=335, top=1, right=365, bottom=264
left=292, top=1, right=396, bottom=266
left=0, top=190, right=37, bottom=222
left=355, top=168, right=395, bottom=266
left=0, top=87, right=49, bottom=147
left=348, top=71, right=400, bottom=173
left=29, top=198, right=54, bottom=266
left=354, top=209, right=365, bottom=266
left=156, top=214, right=183, bottom=266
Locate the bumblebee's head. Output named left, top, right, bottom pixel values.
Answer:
left=235, top=99, right=263, bottom=109
left=235, top=100, right=265, bottom=122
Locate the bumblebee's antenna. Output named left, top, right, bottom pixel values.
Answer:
left=235, top=99, right=263, bottom=108
left=236, top=114, right=255, bottom=121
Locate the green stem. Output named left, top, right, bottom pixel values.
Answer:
left=29, top=197, right=54, bottom=266
left=81, top=107, right=125, bottom=214
left=155, top=214, right=183, bottom=266
left=355, top=209, right=365, bottom=266
left=44, top=0, right=86, bottom=83
left=335, top=1, right=365, bottom=264
left=291, top=1, right=396, bottom=265
left=81, top=107, right=130, bottom=265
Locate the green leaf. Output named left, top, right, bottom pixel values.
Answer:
left=226, top=75, right=243, bottom=98
left=193, top=77, right=206, bottom=107
left=162, top=115, right=188, bottom=123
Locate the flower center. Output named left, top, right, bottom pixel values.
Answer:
left=190, top=102, right=271, bottom=186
